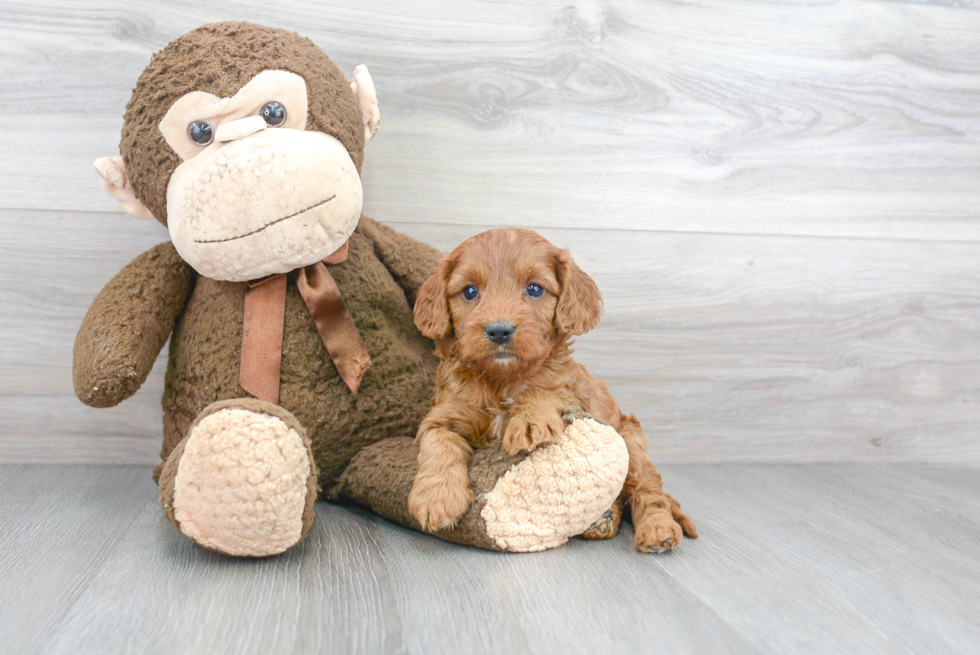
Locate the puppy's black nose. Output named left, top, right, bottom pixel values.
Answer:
left=485, top=321, right=515, bottom=345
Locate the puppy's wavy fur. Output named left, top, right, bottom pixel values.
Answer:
left=409, top=228, right=697, bottom=552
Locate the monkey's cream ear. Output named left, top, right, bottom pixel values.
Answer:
left=350, top=65, right=380, bottom=142
left=94, top=157, right=154, bottom=220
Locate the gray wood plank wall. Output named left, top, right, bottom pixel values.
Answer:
left=1, top=0, right=978, bottom=466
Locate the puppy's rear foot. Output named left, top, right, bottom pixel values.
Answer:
left=581, top=499, right=623, bottom=540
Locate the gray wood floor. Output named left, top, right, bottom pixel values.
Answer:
left=1, top=463, right=977, bottom=654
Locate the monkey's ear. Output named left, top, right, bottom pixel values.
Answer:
left=414, top=255, right=454, bottom=340
left=93, top=157, right=154, bottom=220
left=554, top=249, right=603, bottom=336
left=350, top=65, right=380, bottom=142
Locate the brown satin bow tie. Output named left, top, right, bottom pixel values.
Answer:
left=239, top=242, right=371, bottom=404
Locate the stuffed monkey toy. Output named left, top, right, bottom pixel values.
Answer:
left=75, top=22, right=628, bottom=556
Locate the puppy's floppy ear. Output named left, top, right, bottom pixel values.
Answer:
left=414, top=255, right=455, bottom=339
left=554, top=249, right=603, bottom=336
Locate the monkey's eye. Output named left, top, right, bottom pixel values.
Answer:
left=261, top=101, right=287, bottom=127
left=526, top=283, right=544, bottom=298
left=462, top=285, right=479, bottom=301
left=187, top=121, right=214, bottom=146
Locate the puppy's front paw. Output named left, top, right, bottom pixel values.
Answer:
left=408, top=469, right=473, bottom=532
left=634, top=513, right=684, bottom=553
left=503, top=412, right=565, bottom=455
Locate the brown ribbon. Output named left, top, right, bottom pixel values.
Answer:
left=239, top=242, right=371, bottom=404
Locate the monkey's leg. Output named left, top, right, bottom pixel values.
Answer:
left=331, top=417, right=628, bottom=552
left=158, top=399, right=318, bottom=557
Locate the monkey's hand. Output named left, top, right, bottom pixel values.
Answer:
left=73, top=242, right=194, bottom=408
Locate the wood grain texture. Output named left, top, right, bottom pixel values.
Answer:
left=0, top=0, right=978, bottom=240
left=1, top=0, right=979, bottom=467
left=2, top=463, right=977, bottom=654
left=2, top=5, right=978, bottom=653
left=3, top=211, right=978, bottom=465
left=0, top=465, right=148, bottom=653
left=661, top=464, right=980, bottom=653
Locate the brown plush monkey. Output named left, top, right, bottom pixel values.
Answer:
left=75, top=22, right=628, bottom=556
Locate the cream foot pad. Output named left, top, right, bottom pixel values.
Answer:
left=481, top=418, right=629, bottom=552
left=171, top=407, right=312, bottom=557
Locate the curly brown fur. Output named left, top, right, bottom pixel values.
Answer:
left=409, top=229, right=697, bottom=549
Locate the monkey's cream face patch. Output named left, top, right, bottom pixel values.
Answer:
left=160, top=70, right=309, bottom=161
left=167, top=129, right=362, bottom=281
left=161, top=70, right=362, bottom=282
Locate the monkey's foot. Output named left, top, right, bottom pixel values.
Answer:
left=479, top=418, right=628, bottom=552
left=158, top=399, right=318, bottom=557
left=333, top=418, right=628, bottom=553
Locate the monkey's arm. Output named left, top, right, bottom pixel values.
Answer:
left=355, top=216, right=442, bottom=306
left=73, top=241, right=194, bottom=408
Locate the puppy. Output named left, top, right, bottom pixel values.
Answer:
left=409, top=228, right=697, bottom=552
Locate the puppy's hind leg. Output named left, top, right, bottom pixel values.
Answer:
left=666, top=492, right=698, bottom=539
left=619, top=415, right=697, bottom=552
left=581, top=497, right=623, bottom=540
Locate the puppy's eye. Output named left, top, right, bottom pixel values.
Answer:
left=462, top=285, right=479, bottom=301
left=526, top=283, right=544, bottom=298
left=261, top=101, right=287, bottom=127
left=187, top=121, right=214, bottom=146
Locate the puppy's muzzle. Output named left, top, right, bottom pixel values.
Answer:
left=484, top=321, right=515, bottom=345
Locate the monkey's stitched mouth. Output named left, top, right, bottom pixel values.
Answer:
left=194, top=195, right=336, bottom=244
